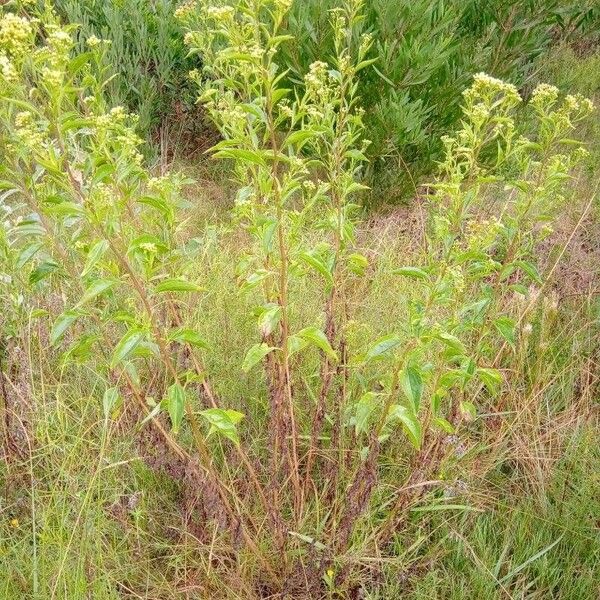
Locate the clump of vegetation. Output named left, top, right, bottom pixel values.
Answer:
left=40, top=0, right=600, bottom=196
left=52, top=0, right=201, bottom=152
left=0, top=1, right=598, bottom=598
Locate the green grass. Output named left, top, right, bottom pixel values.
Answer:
left=391, top=425, right=600, bottom=599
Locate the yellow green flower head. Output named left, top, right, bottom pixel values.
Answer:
left=464, top=72, right=521, bottom=107
left=175, top=0, right=197, bottom=21
left=47, top=29, right=72, bottom=54
left=0, top=53, right=17, bottom=83
left=0, top=13, right=34, bottom=58
left=206, top=5, right=235, bottom=22
left=531, top=83, right=559, bottom=109
left=86, top=35, right=111, bottom=48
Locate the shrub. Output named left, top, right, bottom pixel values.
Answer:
left=280, top=0, right=597, bottom=202
left=0, top=1, right=594, bottom=596
left=52, top=0, right=200, bottom=147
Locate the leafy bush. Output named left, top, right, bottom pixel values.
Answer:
left=0, top=1, right=595, bottom=597
left=53, top=0, right=199, bottom=145
left=280, top=0, right=596, bottom=202
left=44, top=0, right=598, bottom=197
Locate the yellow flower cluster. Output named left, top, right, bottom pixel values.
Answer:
left=206, top=5, right=235, bottom=22
left=87, top=35, right=111, bottom=48
left=174, top=0, right=197, bottom=21
left=14, top=110, right=47, bottom=150
left=0, top=13, right=34, bottom=58
left=530, top=83, right=559, bottom=108
left=464, top=72, right=522, bottom=108
left=0, top=53, right=17, bottom=83
left=47, top=29, right=72, bottom=54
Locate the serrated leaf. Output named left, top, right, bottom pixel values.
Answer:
left=494, top=316, right=516, bottom=349
left=102, top=387, right=120, bottom=420
left=29, top=260, right=59, bottom=284
left=167, top=383, right=185, bottom=434
left=16, top=242, right=43, bottom=269
left=77, top=278, right=116, bottom=307
left=155, top=278, right=204, bottom=293
left=81, top=239, right=109, bottom=277
left=387, top=404, right=422, bottom=449
left=363, top=334, right=402, bottom=362
left=393, top=266, right=429, bottom=280
left=242, top=342, right=275, bottom=372
left=298, top=252, right=333, bottom=287
left=354, top=391, right=380, bottom=435
left=110, top=329, right=145, bottom=369
left=477, top=367, right=502, bottom=395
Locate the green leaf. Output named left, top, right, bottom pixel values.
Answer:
left=477, top=367, right=503, bottom=395
left=387, top=404, right=422, bottom=449
left=393, top=266, right=429, bottom=280
left=514, top=259, right=542, bottom=283
left=344, top=149, right=368, bottom=161
left=285, top=130, right=316, bottom=147
left=296, top=326, right=337, bottom=362
left=287, top=531, right=327, bottom=551
left=298, top=252, right=333, bottom=287
left=155, top=278, right=204, bottom=293
left=437, top=332, right=466, bottom=355
left=399, top=366, right=423, bottom=412
left=139, top=401, right=163, bottom=429
left=242, top=343, right=275, bottom=372
left=200, top=408, right=244, bottom=445
left=167, top=383, right=185, bottom=434
left=363, top=334, right=402, bottom=362
left=168, top=328, right=210, bottom=351
left=77, top=278, right=116, bottom=307
left=347, top=253, right=368, bottom=276
left=110, top=329, right=145, bottom=369
left=356, top=57, right=378, bottom=72
left=432, top=417, right=455, bottom=433
left=213, top=148, right=267, bottom=167
left=459, top=401, right=477, bottom=421
left=354, top=391, right=380, bottom=435
left=287, top=335, right=308, bottom=356
left=29, top=260, right=59, bottom=284
left=494, top=316, right=516, bottom=349
left=16, top=242, right=43, bottom=269
left=410, top=504, right=483, bottom=513
left=256, top=304, right=281, bottom=337
left=50, top=310, right=80, bottom=346
left=102, top=387, right=120, bottom=420
left=81, top=239, right=109, bottom=277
